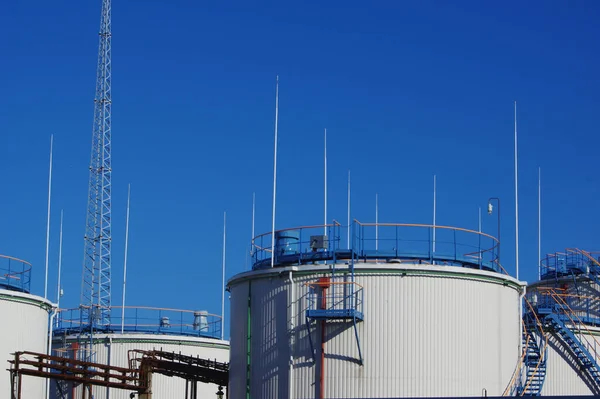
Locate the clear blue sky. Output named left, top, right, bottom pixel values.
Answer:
left=1, top=0, right=599, bottom=339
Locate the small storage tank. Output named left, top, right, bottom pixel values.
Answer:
left=524, top=248, right=600, bottom=395
left=0, top=254, right=53, bottom=399
left=229, top=221, right=523, bottom=398
left=51, top=306, right=229, bottom=399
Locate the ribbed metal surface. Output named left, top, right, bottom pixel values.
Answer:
left=228, top=264, right=521, bottom=398
left=50, top=334, right=229, bottom=399
left=0, top=290, right=52, bottom=399
left=540, top=333, right=595, bottom=395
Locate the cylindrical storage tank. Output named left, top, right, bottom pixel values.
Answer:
left=229, top=263, right=522, bottom=398
left=50, top=306, right=229, bottom=399
left=50, top=333, right=229, bottom=398
left=0, top=255, right=53, bottom=399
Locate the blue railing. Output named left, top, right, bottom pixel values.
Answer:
left=540, top=248, right=600, bottom=280
left=252, top=220, right=505, bottom=274
left=306, top=281, right=364, bottom=320
left=54, top=306, right=222, bottom=339
left=529, top=290, right=600, bottom=327
left=0, top=254, right=32, bottom=293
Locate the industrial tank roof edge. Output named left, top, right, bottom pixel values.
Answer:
left=228, top=263, right=524, bottom=290
left=0, top=289, right=54, bottom=310
left=52, top=333, right=229, bottom=348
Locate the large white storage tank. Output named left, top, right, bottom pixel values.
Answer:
left=0, top=254, right=53, bottom=399
left=228, top=221, right=523, bottom=398
left=524, top=248, right=600, bottom=395
left=51, top=307, right=229, bottom=398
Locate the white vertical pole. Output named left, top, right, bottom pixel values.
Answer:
left=221, top=211, right=227, bottom=340
left=271, top=76, right=279, bottom=268
left=514, top=101, right=523, bottom=365
left=56, top=210, right=64, bottom=309
left=375, top=193, right=379, bottom=252
left=44, top=134, right=53, bottom=299
left=538, top=167, right=541, bottom=280
left=324, top=128, right=327, bottom=236
left=121, top=184, right=131, bottom=334
left=514, top=101, right=520, bottom=280
left=433, top=174, right=437, bottom=255
left=347, top=170, right=351, bottom=248
left=251, top=192, right=256, bottom=263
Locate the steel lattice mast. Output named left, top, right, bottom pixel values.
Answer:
left=80, top=0, right=112, bottom=330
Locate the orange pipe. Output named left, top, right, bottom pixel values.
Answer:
left=319, top=277, right=330, bottom=399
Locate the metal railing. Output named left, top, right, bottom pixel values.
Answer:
left=0, top=254, right=32, bottom=293
left=252, top=220, right=506, bottom=274
left=54, top=306, right=222, bottom=339
left=540, top=248, right=600, bottom=279
left=306, top=281, right=363, bottom=318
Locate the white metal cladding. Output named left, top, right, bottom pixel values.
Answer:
left=0, top=290, right=52, bottom=399
left=228, top=263, right=522, bottom=398
left=50, top=333, right=229, bottom=399
left=538, top=332, right=596, bottom=395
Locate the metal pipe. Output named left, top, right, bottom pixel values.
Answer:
left=45, top=306, right=58, bottom=399
left=121, top=184, right=131, bottom=334
left=288, top=270, right=295, bottom=399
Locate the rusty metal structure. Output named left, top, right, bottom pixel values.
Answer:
left=8, top=350, right=228, bottom=399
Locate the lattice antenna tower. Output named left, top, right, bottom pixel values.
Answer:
left=80, top=0, right=112, bottom=330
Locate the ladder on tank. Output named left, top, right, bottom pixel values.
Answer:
left=304, top=221, right=364, bottom=365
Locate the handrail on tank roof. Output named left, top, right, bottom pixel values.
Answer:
left=54, top=306, right=222, bottom=339
left=250, top=219, right=508, bottom=275
left=0, top=254, right=32, bottom=293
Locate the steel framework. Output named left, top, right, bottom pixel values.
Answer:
left=81, top=0, right=112, bottom=329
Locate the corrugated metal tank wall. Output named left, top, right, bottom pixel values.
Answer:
left=0, top=290, right=52, bottom=399
left=228, top=264, right=522, bottom=398
left=50, top=334, right=229, bottom=399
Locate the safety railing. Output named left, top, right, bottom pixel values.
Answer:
left=532, top=288, right=600, bottom=357
left=305, top=281, right=364, bottom=320
left=252, top=221, right=343, bottom=269
left=54, top=306, right=222, bottom=339
left=540, top=248, right=600, bottom=280
left=0, top=254, right=32, bottom=293
left=519, top=297, right=549, bottom=396
left=252, top=220, right=506, bottom=274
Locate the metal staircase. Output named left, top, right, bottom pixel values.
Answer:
left=544, top=313, right=600, bottom=389
left=519, top=321, right=547, bottom=395
left=535, top=289, right=600, bottom=393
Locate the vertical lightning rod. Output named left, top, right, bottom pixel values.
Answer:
left=347, top=170, right=351, bottom=248
left=222, top=211, right=227, bottom=340
left=44, top=134, right=53, bottom=300
left=250, top=192, right=256, bottom=265
left=433, top=174, right=437, bottom=255
left=271, top=76, right=279, bottom=268
left=514, top=101, right=520, bottom=280
left=375, top=193, right=379, bottom=252
left=538, top=167, right=541, bottom=280
left=324, top=128, right=327, bottom=236
left=56, top=210, right=64, bottom=309
left=121, top=184, right=131, bottom=334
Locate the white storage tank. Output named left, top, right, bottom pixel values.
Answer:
left=50, top=307, right=229, bottom=399
left=0, top=254, right=53, bottom=399
left=229, top=221, right=523, bottom=398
